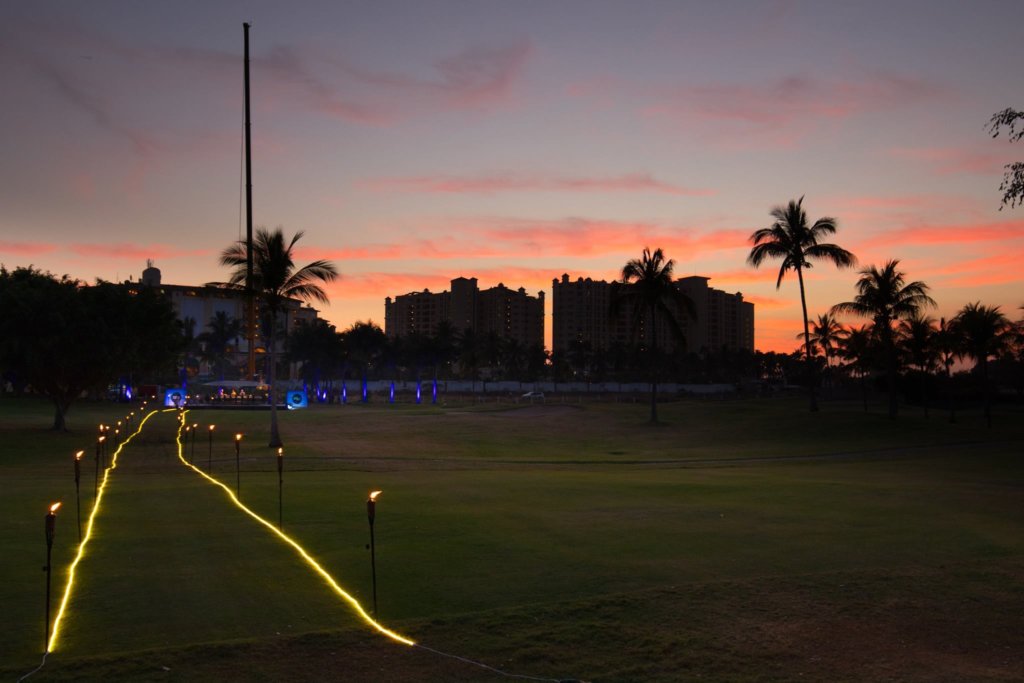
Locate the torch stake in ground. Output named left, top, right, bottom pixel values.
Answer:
left=277, top=447, right=284, bottom=531
left=44, top=502, right=60, bottom=653
left=235, top=433, right=243, bottom=496
left=191, top=423, right=198, bottom=464
left=367, top=490, right=381, bottom=617
left=94, top=436, right=104, bottom=498
left=73, top=451, right=83, bottom=542
left=208, top=425, right=215, bottom=471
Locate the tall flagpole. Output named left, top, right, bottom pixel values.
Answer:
left=244, top=22, right=256, bottom=381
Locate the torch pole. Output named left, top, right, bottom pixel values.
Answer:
left=73, top=452, right=82, bottom=542
left=94, top=438, right=101, bottom=498
left=367, top=491, right=381, bottom=618
left=44, top=503, right=59, bottom=653
left=235, top=434, right=242, bottom=497
left=277, top=447, right=283, bottom=531
left=208, top=426, right=215, bottom=472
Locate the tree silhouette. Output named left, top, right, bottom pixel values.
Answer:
left=899, top=314, right=938, bottom=418
left=611, top=247, right=695, bottom=423
left=839, top=324, right=874, bottom=412
left=832, top=260, right=935, bottom=419
left=0, top=268, right=181, bottom=430
left=800, top=312, right=846, bottom=396
left=198, top=311, right=242, bottom=380
left=214, top=228, right=337, bottom=446
left=987, top=108, right=1024, bottom=209
left=951, top=302, right=1010, bottom=427
left=748, top=197, right=856, bottom=412
left=935, top=317, right=961, bottom=423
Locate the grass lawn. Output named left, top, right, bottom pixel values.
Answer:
left=0, top=394, right=1022, bottom=681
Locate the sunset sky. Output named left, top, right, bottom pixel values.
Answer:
left=2, top=1, right=1022, bottom=352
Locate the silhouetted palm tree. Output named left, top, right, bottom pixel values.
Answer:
left=832, top=260, right=934, bottom=419
left=935, top=317, right=961, bottom=423
left=611, top=247, right=695, bottom=423
left=899, top=314, right=938, bottom=418
left=216, top=228, right=337, bottom=447
left=748, top=197, right=856, bottom=412
left=198, top=311, right=242, bottom=380
left=839, top=324, right=873, bottom=412
left=951, top=302, right=1010, bottom=427
left=800, top=312, right=846, bottom=396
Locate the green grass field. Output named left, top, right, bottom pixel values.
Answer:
left=1, top=395, right=1022, bottom=681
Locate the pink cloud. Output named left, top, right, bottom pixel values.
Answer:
left=474, top=218, right=748, bottom=259
left=742, top=294, right=789, bottom=309
left=643, top=72, right=945, bottom=147
left=361, top=172, right=713, bottom=196
left=924, top=248, right=1024, bottom=288
left=889, top=146, right=1012, bottom=175
left=858, top=219, right=1024, bottom=250
left=0, top=241, right=58, bottom=256
left=68, top=243, right=210, bottom=260
left=297, top=218, right=748, bottom=264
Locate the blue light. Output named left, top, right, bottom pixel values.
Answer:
left=389, top=381, right=395, bottom=404
left=342, top=381, right=347, bottom=404
left=164, top=388, right=186, bottom=408
left=362, top=378, right=368, bottom=403
left=432, top=379, right=438, bottom=404
left=416, top=380, right=421, bottom=404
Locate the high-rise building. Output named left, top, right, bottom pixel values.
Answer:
left=385, top=278, right=544, bottom=348
left=551, top=273, right=754, bottom=354
left=477, top=283, right=544, bottom=348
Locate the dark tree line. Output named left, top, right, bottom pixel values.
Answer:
left=0, top=267, right=183, bottom=430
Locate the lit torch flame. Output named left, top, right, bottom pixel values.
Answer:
left=209, top=425, right=215, bottom=431
left=75, top=451, right=83, bottom=461
left=50, top=502, right=62, bottom=513
left=235, top=433, right=243, bottom=441
left=278, top=447, right=283, bottom=457
left=369, top=490, right=382, bottom=502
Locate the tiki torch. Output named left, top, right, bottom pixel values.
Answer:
left=208, top=424, right=215, bottom=471
left=94, top=436, right=105, bottom=497
left=277, top=447, right=284, bottom=531
left=183, top=425, right=191, bottom=464
left=235, top=433, right=243, bottom=496
left=367, top=490, right=382, bottom=617
left=190, top=423, right=198, bottom=463
left=73, top=451, right=83, bottom=542
left=44, top=502, right=61, bottom=652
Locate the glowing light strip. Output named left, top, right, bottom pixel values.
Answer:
left=176, top=411, right=414, bottom=646
left=47, top=409, right=161, bottom=652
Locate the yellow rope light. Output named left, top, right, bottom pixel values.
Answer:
left=176, top=411, right=414, bottom=647
left=47, top=409, right=162, bottom=652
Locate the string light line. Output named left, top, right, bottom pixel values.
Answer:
left=412, top=643, right=568, bottom=682
left=46, top=409, right=160, bottom=654
left=174, top=411, right=414, bottom=646
left=15, top=652, right=47, bottom=682
left=175, top=412, right=582, bottom=683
